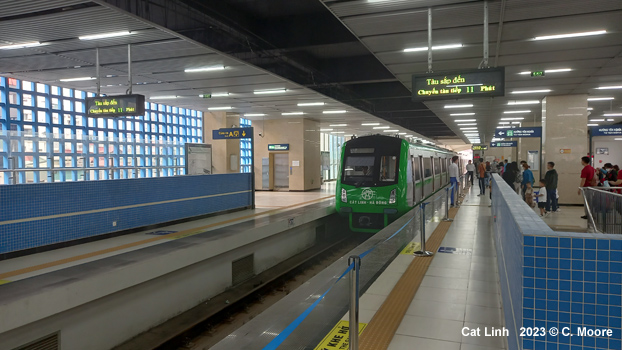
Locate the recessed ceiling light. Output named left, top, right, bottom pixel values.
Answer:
left=373, top=126, right=390, bottom=129
left=150, top=95, right=177, bottom=99
left=615, top=138, right=622, bottom=141
left=383, top=129, right=399, bottom=132
left=604, top=113, right=622, bottom=117
left=244, top=113, right=265, bottom=117
left=511, top=121, right=521, bottom=124
left=208, top=106, right=232, bottom=110
left=282, top=112, right=304, bottom=116
left=450, top=113, right=475, bottom=116
left=454, top=119, right=476, bottom=122
left=497, top=126, right=511, bottom=129
left=297, top=102, right=325, bottom=106
left=403, top=43, right=463, bottom=52
left=320, top=129, right=333, bottom=131
left=606, top=119, right=615, bottom=122
left=588, top=107, right=594, bottom=111
left=511, top=89, right=551, bottom=94
left=210, top=93, right=230, bottom=97
left=458, top=123, right=477, bottom=126
left=588, top=97, right=614, bottom=101
left=0, top=41, right=42, bottom=50
left=398, top=132, right=407, bottom=135
left=596, top=85, right=622, bottom=90
left=323, top=110, right=347, bottom=114
left=361, top=123, right=380, bottom=126
left=460, top=127, right=477, bottom=130
left=518, top=68, right=572, bottom=75
left=332, top=131, right=345, bottom=134
left=444, top=104, right=473, bottom=109
left=501, top=117, right=525, bottom=121
left=330, top=124, right=347, bottom=127
left=79, top=31, right=133, bottom=40
left=508, top=100, right=540, bottom=105
left=59, top=77, right=96, bottom=82
left=587, top=123, right=599, bottom=126
left=499, top=122, right=510, bottom=125
left=534, top=30, right=607, bottom=41
left=590, top=119, right=605, bottom=122
left=185, top=66, right=225, bottom=73
left=504, top=110, right=531, bottom=114
left=254, top=89, right=287, bottom=94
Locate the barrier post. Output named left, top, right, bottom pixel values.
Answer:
left=443, top=185, right=454, bottom=222
left=348, top=255, right=361, bottom=350
left=414, top=203, right=434, bottom=257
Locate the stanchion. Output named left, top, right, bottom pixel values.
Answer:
left=443, top=185, right=454, bottom=222
left=414, top=203, right=434, bottom=257
left=348, top=255, right=361, bottom=350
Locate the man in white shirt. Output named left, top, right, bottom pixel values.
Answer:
left=448, top=156, right=460, bottom=206
left=465, top=160, right=475, bottom=186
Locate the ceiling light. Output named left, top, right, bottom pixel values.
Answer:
left=444, top=104, right=473, bottom=109
left=511, top=122, right=521, bottom=124
left=504, top=110, right=531, bottom=114
left=361, top=123, right=380, bottom=126
left=460, top=127, right=477, bottom=130
left=590, top=119, right=605, bottom=122
left=511, top=89, right=551, bottom=94
left=0, top=41, right=42, bottom=50
left=587, top=124, right=599, bottom=126
left=297, top=102, right=325, bottom=106
left=208, top=106, right=232, bottom=111
left=184, top=66, right=225, bottom=73
left=534, top=30, right=607, bottom=41
left=332, top=131, right=345, bottom=134
left=282, top=112, right=304, bottom=116
left=615, top=138, right=622, bottom=141
left=450, top=113, right=475, bottom=116
left=508, top=100, right=540, bottom=105
left=79, top=31, right=133, bottom=40
left=518, top=68, right=572, bottom=75
left=457, top=123, right=477, bottom=126
left=373, top=126, right=390, bottom=129
left=254, top=89, right=287, bottom=94
left=383, top=129, right=399, bottom=132
left=499, top=122, right=510, bottom=125
left=588, top=107, right=594, bottom=111
left=323, top=110, right=347, bottom=114
left=596, top=86, right=622, bottom=90
left=607, top=119, right=615, bottom=122
left=320, top=129, right=333, bottom=131
left=588, top=97, right=614, bottom=101
left=398, top=132, right=407, bottom=135
left=244, top=113, right=265, bottom=117
left=210, top=93, right=230, bottom=97
left=454, top=119, right=476, bottom=122
left=330, top=124, right=347, bottom=127
left=59, top=77, right=96, bottom=82
left=604, top=113, right=622, bottom=117
left=150, top=96, right=177, bottom=100
left=404, top=44, right=463, bottom=52
left=501, top=117, right=525, bottom=121
left=405, top=134, right=413, bottom=137
left=497, top=126, right=511, bottom=129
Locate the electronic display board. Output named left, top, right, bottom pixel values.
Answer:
left=86, top=94, right=145, bottom=117
left=412, top=67, right=505, bottom=101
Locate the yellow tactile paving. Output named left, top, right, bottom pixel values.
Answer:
left=359, top=207, right=458, bottom=350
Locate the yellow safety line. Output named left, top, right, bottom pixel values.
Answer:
left=0, top=195, right=334, bottom=281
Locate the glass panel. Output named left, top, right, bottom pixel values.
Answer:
left=379, top=155, right=397, bottom=182
left=423, top=157, right=432, bottom=177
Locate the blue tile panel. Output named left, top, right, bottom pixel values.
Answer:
left=0, top=173, right=252, bottom=254
left=492, top=175, right=622, bottom=350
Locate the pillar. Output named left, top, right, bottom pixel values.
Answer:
left=202, top=111, right=241, bottom=174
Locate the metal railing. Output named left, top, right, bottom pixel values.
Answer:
left=581, top=187, right=622, bottom=234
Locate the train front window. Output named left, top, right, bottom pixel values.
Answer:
left=379, top=155, right=397, bottom=182
left=343, top=156, right=375, bottom=185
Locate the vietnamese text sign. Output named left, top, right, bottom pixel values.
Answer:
left=86, top=94, right=145, bottom=117
left=472, top=145, right=488, bottom=151
left=496, top=127, right=542, bottom=138
left=412, top=67, right=505, bottom=101
left=490, top=141, right=517, bottom=147
left=591, top=126, right=622, bottom=137
left=212, top=127, right=253, bottom=139
left=268, top=144, right=289, bottom=151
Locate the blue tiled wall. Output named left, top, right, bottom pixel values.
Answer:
left=0, top=174, right=252, bottom=254
left=492, top=175, right=622, bottom=350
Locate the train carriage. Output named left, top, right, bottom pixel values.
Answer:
left=335, top=134, right=464, bottom=232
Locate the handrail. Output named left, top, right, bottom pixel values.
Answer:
left=580, top=187, right=622, bottom=234
left=579, top=187, right=601, bottom=234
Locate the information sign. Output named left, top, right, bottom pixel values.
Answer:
left=412, top=67, right=505, bottom=101
left=86, top=94, right=145, bottom=117
left=472, top=145, right=488, bottom=151
left=590, top=126, right=622, bottom=137
left=212, top=127, right=253, bottom=139
left=268, top=144, right=289, bottom=151
left=496, top=127, right=542, bottom=138
left=490, top=141, right=517, bottom=147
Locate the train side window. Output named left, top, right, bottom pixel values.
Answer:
left=379, top=155, right=397, bottom=181
left=441, top=158, right=447, bottom=173
left=423, top=157, right=432, bottom=177
left=413, top=157, right=421, bottom=181
left=433, top=158, right=440, bottom=175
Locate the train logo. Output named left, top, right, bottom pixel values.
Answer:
left=361, top=188, right=375, bottom=200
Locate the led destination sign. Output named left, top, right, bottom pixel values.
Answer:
left=86, top=94, right=145, bottom=117
left=412, top=67, right=505, bottom=101
left=472, top=145, right=488, bottom=151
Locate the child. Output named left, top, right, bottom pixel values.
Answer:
left=535, top=179, right=548, bottom=217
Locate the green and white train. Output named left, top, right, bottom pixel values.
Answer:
left=335, top=134, right=465, bottom=232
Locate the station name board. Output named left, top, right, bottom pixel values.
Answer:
left=496, top=127, right=542, bottom=138
left=472, top=145, right=488, bottom=151
left=412, top=67, right=505, bottom=101
left=590, top=126, right=622, bottom=137
left=86, top=94, right=145, bottom=117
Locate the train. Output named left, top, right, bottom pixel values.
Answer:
left=335, top=134, right=466, bottom=232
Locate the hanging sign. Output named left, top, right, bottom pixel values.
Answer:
left=86, top=94, right=145, bottom=117
left=212, top=127, right=253, bottom=139
left=590, top=126, right=622, bottom=136
left=268, top=144, right=289, bottom=151
left=496, top=127, right=542, bottom=138
left=412, top=67, right=505, bottom=101
left=490, top=141, right=517, bottom=147
left=472, top=145, right=488, bottom=151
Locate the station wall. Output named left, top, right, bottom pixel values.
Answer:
left=592, top=137, right=622, bottom=168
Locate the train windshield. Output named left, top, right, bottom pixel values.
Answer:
left=343, top=154, right=399, bottom=187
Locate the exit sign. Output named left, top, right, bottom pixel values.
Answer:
left=531, top=71, right=545, bottom=77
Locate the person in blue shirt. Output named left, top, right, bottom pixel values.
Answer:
left=521, top=162, right=534, bottom=200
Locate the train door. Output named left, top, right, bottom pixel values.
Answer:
left=413, top=155, right=422, bottom=203
left=422, top=156, right=432, bottom=197
left=406, top=152, right=414, bottom=207
left=433, top=157, right=441, bottom=191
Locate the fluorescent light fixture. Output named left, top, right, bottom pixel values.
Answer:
left=508, top=100, right=540, bottom=105
left=454, top=119, right=476, bottom=122
left=497, top=126, right=511, bottom=129
left=330, top=124, right=347, bottom=127
left=499, top=122, right=510, bottom=125
left=59, top=77, right=96, bottom=82
left=404, top=44, right=463, bottom=52
left=534, top=30, right=607, bottom=41
left=460, top=127, right=477, bottom=130
left=320, top=129, right=333, bottom=131
left=587, top=123, right=599, bottom=126
left=588, top=107, right=594, bottom=111
left=184, top=66, right=225, bottom=73
left=590, top=119, right=605, bottom=122
left=450, top=113, right=475, bottom=116
left=596, top=86, right=622, bottom=90
left=511, top=121, right=522, bottom=124
left=457, top=123, right=477, bottom=126
left=383, top=129, right=399, bottom=132
left=588, top=97, right=614, bottom=101
left=244, top=113, right=265, bottom=117
left=373, top=126, right=390, bottom=129
left=150, top=96, right=177, bottom=100
left=0, top=41, right=42, bottom=50
left=208, top=106, right=232, bottom=111
left=501, top=117, right=525, bottom=121
left=398, top=132, right=407, bottom=135
left=79, top=31, right=133, bottom=40
left=511, top=89, right=551, bottom=94
left=281, top=112, right=304, bottom=116
left=518, top=68, right=572, bottom=75
left=405, top=134, right=413, bottom=137
left=297, top=102, right=325, bottom=106
left=607, top=119, right=615, bottom=122
left=254, top=89, right=287, bottom=94
left=444, top=104, right=473, bottom=109
left=323, top=110, right=347, bottom=114
left=604, top=113, right=622, bottom=117
left=504, top=110, right=531, bottom=114
left=210, top=93, right=230, bottom=97
left=361, top=123, right=380, bottom=126
left=332, top=131, right=345, bottom=134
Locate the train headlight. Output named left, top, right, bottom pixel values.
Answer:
left=389, top=188, right=396, bottom=204
left=341, top=188, right=348, bottom=203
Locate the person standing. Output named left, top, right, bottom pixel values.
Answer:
left=502, top=162, right=517, bottom=189
left=448, top=156, right=460, bottom=207
left=466, top=160, right=475, bottom=186
left=512, top=161, right=522, bottom=194
left=521, top=163, right=534, bottom=201
left=578, top=156, right=596, bottom=219
left=544, top=162, right=558, bottom=213
left=477, top=160, right=486, bottom=196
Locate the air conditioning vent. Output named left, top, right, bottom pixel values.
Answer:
left=13, top=333, right=58, bottom=350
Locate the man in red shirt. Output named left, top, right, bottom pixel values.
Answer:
left=579, top=156, right=595, bottom=219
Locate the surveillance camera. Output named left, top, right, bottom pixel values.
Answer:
left=258, top=133, right=264, bottom=138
